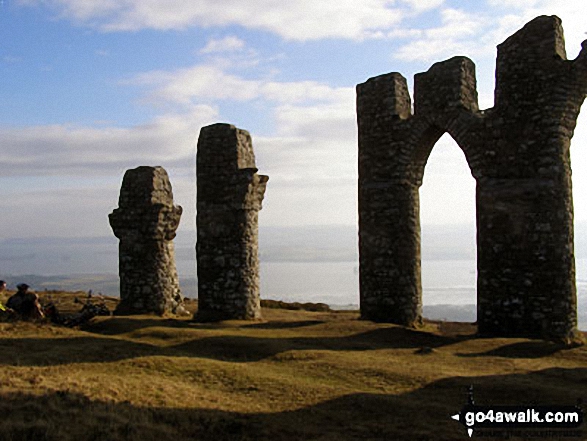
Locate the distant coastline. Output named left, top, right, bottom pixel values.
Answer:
left=2, top=271, right=585, bottom=331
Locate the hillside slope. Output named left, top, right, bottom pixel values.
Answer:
left=0, top=292, right=584, bottom=440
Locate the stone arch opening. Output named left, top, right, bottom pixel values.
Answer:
left=419, top=133, right=477, bottom=323
left=570, top=111, right=587, bottom=331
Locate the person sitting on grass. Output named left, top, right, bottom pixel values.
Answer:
left=6, top=283, right=44, bottom=320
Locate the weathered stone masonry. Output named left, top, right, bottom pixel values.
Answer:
left=196, top=123, right=268, bottom=321
left=357, top=16, right=587, bottom=339
left=109, top=166, right=184, bottom=315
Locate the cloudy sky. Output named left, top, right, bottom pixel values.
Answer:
left=0, top=1, right=586, bottom=272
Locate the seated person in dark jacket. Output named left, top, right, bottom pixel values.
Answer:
left=6, top=283, right=44, bottom=320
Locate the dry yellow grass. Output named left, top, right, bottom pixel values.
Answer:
left=0, top=291, right=585, bottom=440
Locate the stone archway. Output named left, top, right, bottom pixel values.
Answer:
left=357, top=16, right=587, bottom=339
left=419, top=133, right=478, bottom=322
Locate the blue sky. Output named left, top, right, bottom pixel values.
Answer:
left=0, top=0, right=586, bottom=248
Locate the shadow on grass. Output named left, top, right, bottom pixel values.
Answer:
left=0, top=368, right=585, bottom=441
left=242, top=320, right=326, bottom=330
left=0, top=324, right=474, bottom=366
left=84, top=317, right=329, bottom=336
left=82, top=318, right=202, bottom=335
left=456, top=340, right=572, bottom=359
left=0, top=335, right=157, bottom=367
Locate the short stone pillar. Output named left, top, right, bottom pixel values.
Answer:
left=196, top=123, right=268, bottom=321
left=109, top=166, right=184, bottom=315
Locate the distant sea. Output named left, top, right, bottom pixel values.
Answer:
left=2, top=224, right=587, bottom=330
left=4, top=259, right=586, bottom=330
left=262, top=258, right=587, bottom=331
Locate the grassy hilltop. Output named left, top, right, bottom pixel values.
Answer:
left=0, top=291, right=585, bottom=440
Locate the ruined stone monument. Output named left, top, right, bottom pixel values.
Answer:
left=196, top=123, right=268, bottom=321
left=109, top=166, right=184, bottom=315
left=357, top=16, right=587, bottom=339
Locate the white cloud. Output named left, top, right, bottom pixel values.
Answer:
left=394, top=8, right=487, bottom=62
left=0, top=170, right=197, bottom=240
left=16, top=0, right=435, bottom=41
left=129, top=66, right=260, bottom=103
left=261, top=82, right=353, bottom=105
left=128, top=63, right=354, bottom=107
left=486, top=0, right=539, bottom=8
left=0, top=105, right=218, bottom=177
left=0, top=104, right=212, bottom=238
left=17, top=0, right=119, bottom=20
left=393, top=2, right=587, bottom=64
left=0, top=185, right=120, bottom=239
left=486, top=1, right=587, bottom=58
left=401, top=0, right=445, bottom=13
left=200, top=36, right=246, bottom=54
left=252, top=94, right=358, bottom=226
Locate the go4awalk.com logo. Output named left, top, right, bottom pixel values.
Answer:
left=451, top=387, right=583, bottom=438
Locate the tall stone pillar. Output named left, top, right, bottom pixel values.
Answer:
left=196, top=123, right=268, bottom=321
left=474, top=15, right=586, bottom=338
left=357, top=73, right=424, bottom=327
left=109, top=166, right=184, bottom=315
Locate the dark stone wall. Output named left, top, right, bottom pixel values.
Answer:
left=109, top=166, right=183, bottom=315
left=357, top=15, right=587, bottom=339
left=196, top=123, right=268, bottom=321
